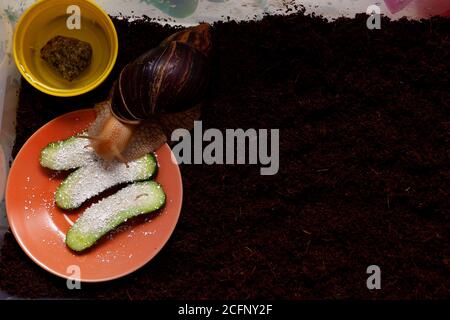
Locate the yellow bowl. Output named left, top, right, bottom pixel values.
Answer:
left=13, top=0, right=118, bottom=97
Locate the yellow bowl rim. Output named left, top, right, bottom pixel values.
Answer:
left=13, top=0, right=118, bottom=97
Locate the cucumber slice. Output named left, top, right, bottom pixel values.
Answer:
left=66, top=181, right=166, bottom=252
left=55, top=154, right=158, bottom=210
left=40, top=135, right=95, bottom=170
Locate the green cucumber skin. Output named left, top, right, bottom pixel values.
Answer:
left=66, top=181, right=166, bottom=252
left=40, top=135, right=160, bottom=173
left=55, top=153, right=158, bottom=210
left=145, top=153, right=159, bottom=179
left=40, top=136, right=79, bottom=170
left=55, top=172, right=78, bottom=210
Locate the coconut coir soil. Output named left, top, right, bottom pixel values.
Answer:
left=1, top=13, right=449, bottom=299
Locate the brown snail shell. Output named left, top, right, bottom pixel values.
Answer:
left=86, top=24, right=212, bottom=163
left=110, top=40, right=209, bottom=123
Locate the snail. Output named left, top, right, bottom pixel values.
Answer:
left=84, top=24, right=212, bottom=163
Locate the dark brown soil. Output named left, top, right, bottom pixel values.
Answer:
left=1, top=12, right=450, bottom=299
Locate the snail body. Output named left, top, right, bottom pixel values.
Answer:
left=88, top=24, right=212, bottom=163
left=87, top=114, right=135, bottom=163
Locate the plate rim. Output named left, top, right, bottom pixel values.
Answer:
left=5, top=109, right=183, bottom=282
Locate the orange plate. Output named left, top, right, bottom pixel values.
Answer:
left=6, top=109, right=182, bottom=282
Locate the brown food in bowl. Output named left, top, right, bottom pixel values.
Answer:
left=40, top=35, right=93, bottom=81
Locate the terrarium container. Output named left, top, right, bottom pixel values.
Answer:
left=0, top=0, right=448, bottom=297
